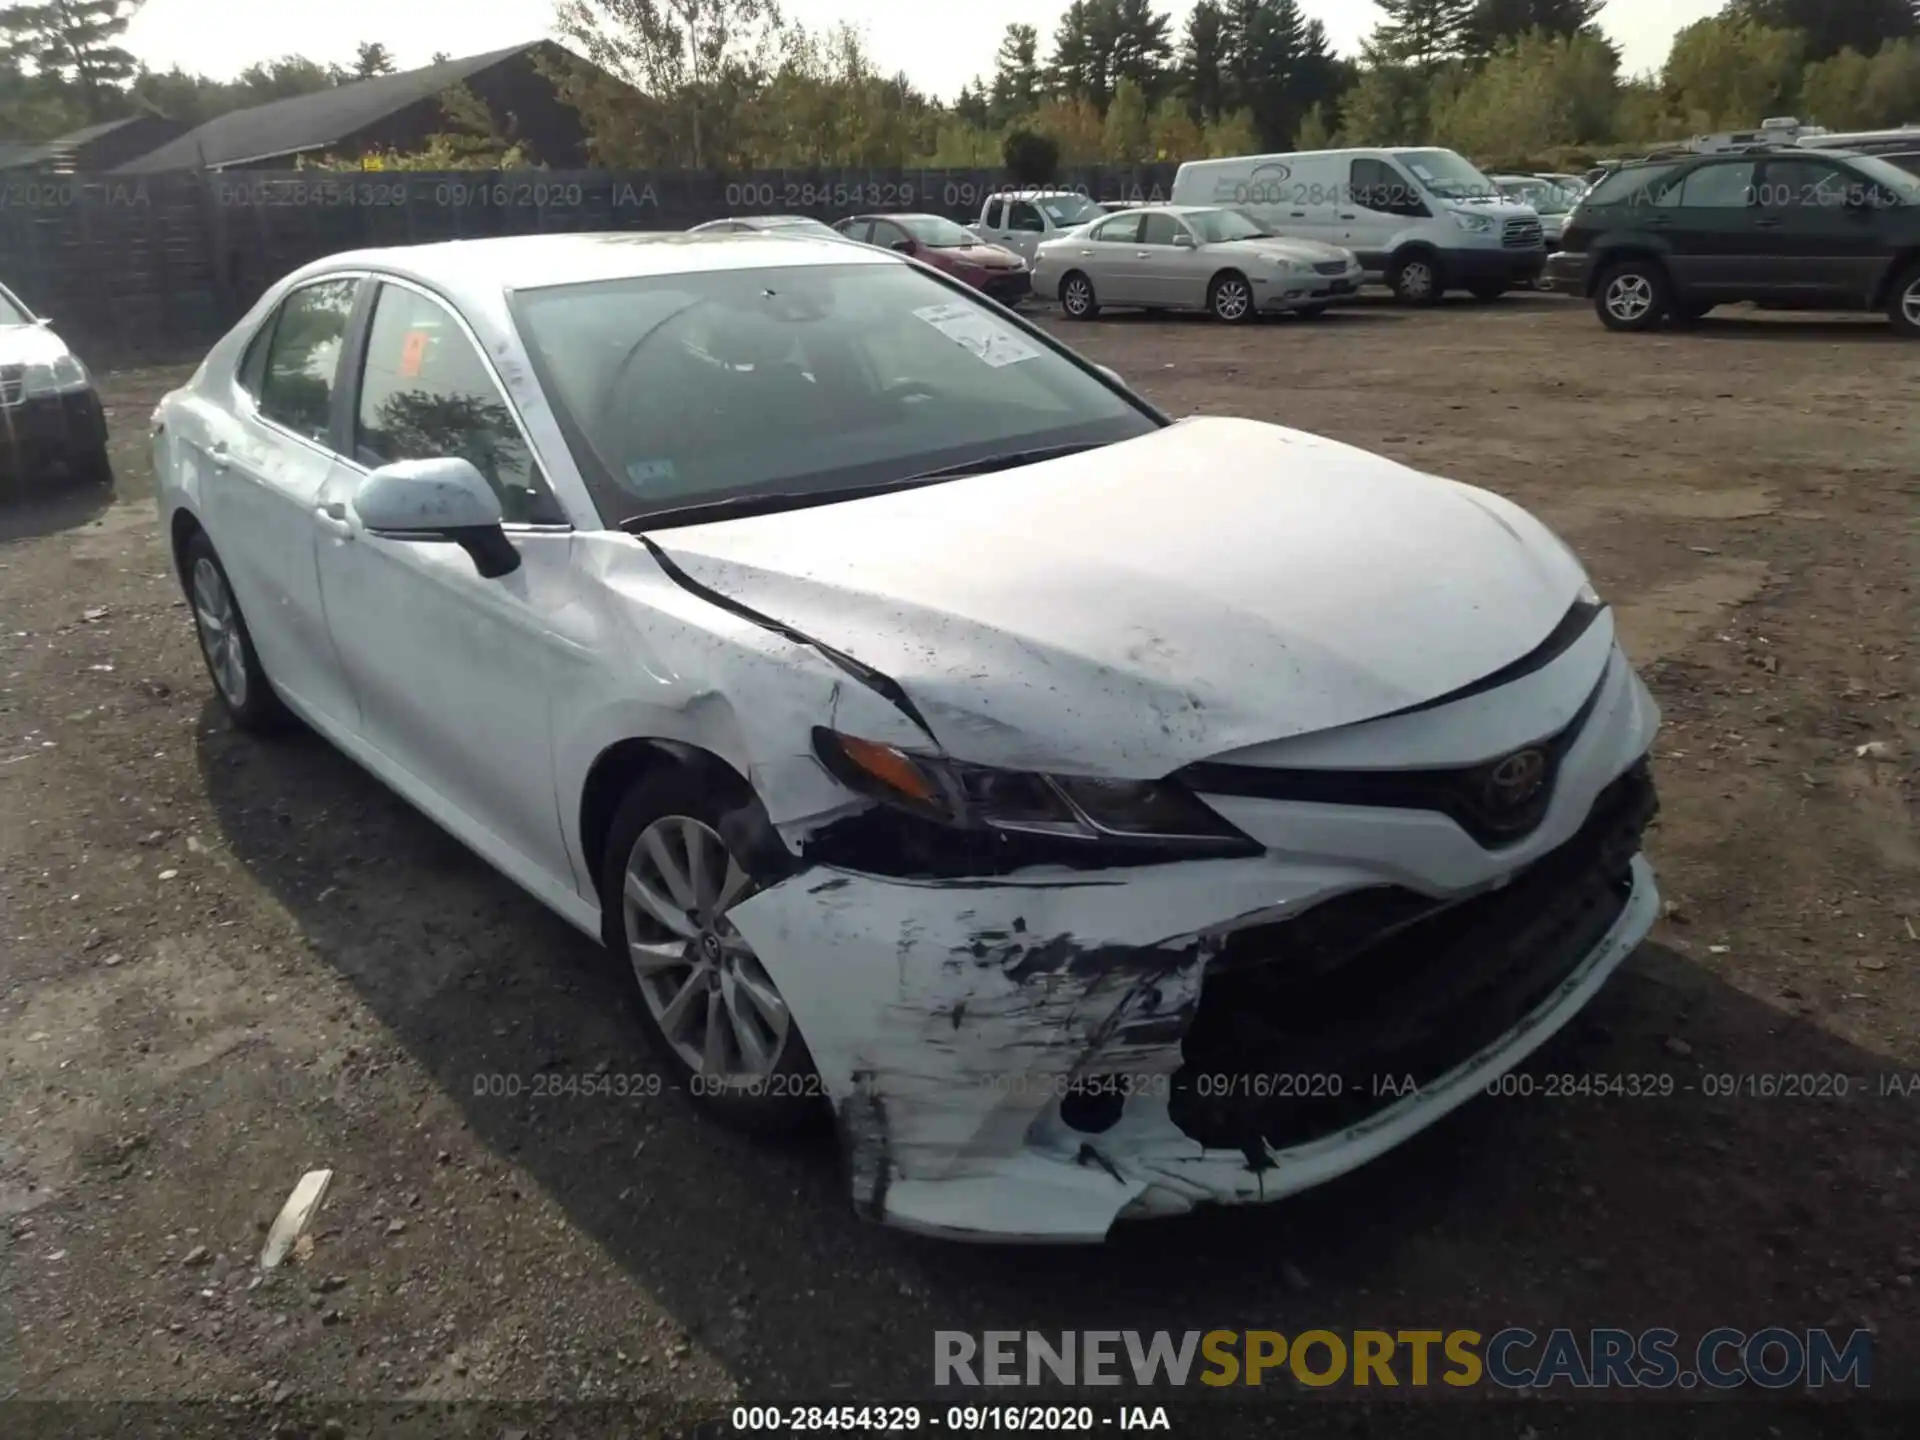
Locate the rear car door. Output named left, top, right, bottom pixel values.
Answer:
left=310, top=278, right=578, bottom=885
left=1080, top=212, right=1143, bottom=302
left=1129, top=211, right=1196, bottom=306
left=1752, top=156, right=1889, bottom=305
left=200, top=276, right=365, bottom=728
left=1659, top=160, right=1762, bottom=300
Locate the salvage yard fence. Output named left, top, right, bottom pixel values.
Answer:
left=0, top=164, right=1181, bottom=362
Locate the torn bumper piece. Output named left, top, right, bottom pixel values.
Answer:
left=728, top=760, right=1661, bottom=1243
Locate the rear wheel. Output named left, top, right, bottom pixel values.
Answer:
left=1208, top=271, right=1255, bottom=324
left=182, top=530, right=292, bottom=732
left=1594, top=259, right=1669, bottom=332
left=602, top=766, right=822, bottom=1132
left=1388, top=251, right=1443, bottom=305
left=1059, top=271, right=1099, bottom=320
left=1887, top=261, right=1920, bottom=337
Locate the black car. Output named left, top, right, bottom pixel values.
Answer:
left=1544, top=147, right=1920, bottom=335
left=0, top=281, right=112, bottom=487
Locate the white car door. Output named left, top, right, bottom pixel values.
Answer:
left=309, top=277, right=580, bottom=886
left=1000, top=198, right=1049, bottom=262
left=1083, top=212, right=1146, bottom=303
left=196, top=275, right=365, bottom=728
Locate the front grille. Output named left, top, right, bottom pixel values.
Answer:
left=1504, top=218, right=1544, bottom=249
left=1166, top=760, right=1657, bottom=1152
left=0, top=365, right=23, bottom=407
left=1313, top=260, right=1350, bottom=276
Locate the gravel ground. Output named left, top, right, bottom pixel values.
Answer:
left=1, top=292, right=1916, bottom=1437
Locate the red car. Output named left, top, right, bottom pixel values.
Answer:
left=833, top=212, right=1032, bottom=305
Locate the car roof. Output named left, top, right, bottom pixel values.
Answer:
left=290, top=230, right=895, bottom=299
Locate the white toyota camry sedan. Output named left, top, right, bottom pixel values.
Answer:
left=152, top=231, right=1661, bottom=1243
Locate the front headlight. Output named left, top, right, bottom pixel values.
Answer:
left=22, top=352, right=89, bottom=396
left=1451, top=210, right=1497, bottom=234
left=814, top=728, right=1255, bottom=852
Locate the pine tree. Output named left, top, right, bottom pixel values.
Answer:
left=1179, top=2, right=1231, bottom=121
left=989, top=23, right=1042, bottom=119
left=1725, top=0, right=1917, bottom=65
left=0, top=0, right=142, bottom=120
left=1369, top=0, right=1476, bottom=69
left=353, top=41, right=397, bottom=79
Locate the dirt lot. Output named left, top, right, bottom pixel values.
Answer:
left=2, top=294, right=1916, bottom=1435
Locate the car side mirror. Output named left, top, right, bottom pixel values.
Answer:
left=32, top=316, right=51, bottom=328
left=1094, top=364, right=1124, bottom=387
left=353, top=456, right=521, bottom=579
left=1173, top=233, right=1195, bottom=248
left=891, top=239, right=914, bottom=253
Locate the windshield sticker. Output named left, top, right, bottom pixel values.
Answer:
left=912, top=302, right=1039, bottom=368
left=625, top=457, right=678, bottom=489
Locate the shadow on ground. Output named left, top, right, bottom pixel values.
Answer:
left=194, top=711, right=1920, bottom=1412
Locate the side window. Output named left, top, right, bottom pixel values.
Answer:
left=871, top=221, right=906, bottom=249
left=1591, top=164, right=1676, bottom=207
left=984, top=199, right=1005, bottom=229
left=1351, top=158, right=1422, bottom=215
left=237, top=314, right=275, bottom=399
left=1758, top=159, right=1857, bottom=209
left=1677, top=162, right=1756, bottom=208
left=257, top=278, right=357, bottom=443
left=354, top=284, right=565, bottom=526
left=837, top=218, right=871, bottom=244
left=1007, top=201, right=1044, bottom=233
left=1138, top=212, right=1182, bottom=246
left=1093, top=213, right=1142, bottom=243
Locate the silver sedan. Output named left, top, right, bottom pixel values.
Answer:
left=1033, top=205, right=1364, bottom=323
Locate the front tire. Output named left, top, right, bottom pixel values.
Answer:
left=1388, top=251, right=1443, bottom=305
left=601, top=766, right=822, bottom=1133
left=1594, top=259, right=1669, bottom=332
left=1208, top=271, right=1255, bottom=324
left=1059, top=271, right=1099, bottom=320
left=1887, top=260, right=1920, bottom=337
left=182, top=531, right=291, bottom=732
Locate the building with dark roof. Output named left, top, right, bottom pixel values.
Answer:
left=0, top=114, right=188, bottom=172
left=119, top=41, right=611, bottom=173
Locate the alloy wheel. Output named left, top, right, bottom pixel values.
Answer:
left=1605, top=274, right=1654, bottom=324
left=1063, top=276, right=1092, bottom=316
left=621, top=815, right=791, bottom=1086
left=1902, top=278, right=1920, bottom=329
left=1212, top=278, right=1252, bottom=321
left=1398, top=262, right=1434, bottom=300
left=191, top=557, right=248, bottom=708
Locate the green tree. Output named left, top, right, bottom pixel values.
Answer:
left=1294, top=99, right=1334, bottom=147
left=1662, top=14, right=1803, bottom=131
left=0, top=0, right=143, bottom=120
left=1802, top=37, right=1920, bottom=129
left=236, top=55, right=349, bottom=103
left=1179, top=2, right=1230, bottom=121
left=1002, top=126, right=1060, bottom=180
left=551, top=0, right=784, bottom=169
left=1463, top=0, right=1606, bottom=57
left=307, top=80, right=539, bottom=168
left=1367, top=0, right=1475, bottom=69
left=989, top=22, right=1042, bottom=120
left=1202, top=106, right=1258, bottom=153
left=1147, top=95, right=1203, bottom=156
left=1109, top=0, right=1175, bottom=100
left=1432, top=28, right=1619, bottom=164
left=1725, top=0, right=1916, bottom=65
left=1048, top=0, right=1114, bottom=105
left=353, top=41, right=397, bottom=79
left=1102, top=72, right=1150, bottom=158
left=1339, top=58, right=1434, bottom=142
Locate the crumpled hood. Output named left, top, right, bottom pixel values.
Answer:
left=651, top=417, right=1590, bottom=776
left=940, top=244, right=1024, bottom=269
left=0, top=322, right=70, bottom=366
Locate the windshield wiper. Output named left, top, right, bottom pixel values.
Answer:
left=616, top=442, right=1112, bottom=533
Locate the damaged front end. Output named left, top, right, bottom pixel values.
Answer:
left=726, top=653, right=1663, bottom=1242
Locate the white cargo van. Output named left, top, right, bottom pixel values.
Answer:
left=1172, top=147, right=1546, bottom=303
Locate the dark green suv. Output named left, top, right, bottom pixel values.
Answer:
left=1544, top=148, right=1920, bottom=335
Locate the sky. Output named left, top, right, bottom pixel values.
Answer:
left=124, top=0, right=1724, bottom=95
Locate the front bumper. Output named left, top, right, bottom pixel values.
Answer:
left=730, top=638, right=1662, bottom=1241
left=1544, top=250, right=1592, bottom=296
left=976, top=269, right=1034, bottom=304
left=0, top=387, right=107, bottom=475
left=1258, top=270, right=1363, bottom=310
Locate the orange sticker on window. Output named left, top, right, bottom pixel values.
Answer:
left=398, top=328, right=430, bottom=378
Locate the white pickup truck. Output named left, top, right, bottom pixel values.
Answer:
left=972, top=190, right=1114, bottom=262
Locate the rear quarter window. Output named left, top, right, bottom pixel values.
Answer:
left=1585, top=164, right=1678, bottom=207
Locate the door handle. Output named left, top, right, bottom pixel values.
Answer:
left=1290, top=210, right=1307, bottom=218
left=1753, top=216, right=1782, bottom=228
left=1337, top=213, right=1357, bottom=220
left=315, top=501, right=355, bottom=540
left=207, top=441, right=229, bottom=470
left=1135, top=250, right=1152, bottom=258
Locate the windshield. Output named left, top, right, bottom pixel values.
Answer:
left=1497, top=179, right=1576, bottom=215
left=1844, top=154, right=1920, bottom=197
left=511, top=263, right=1157, bottom=525
left=0, top=288, right=29, bottom=325
left=898, top=215, right=978, bottom=248
left=1039, top=194, right=1105, bottom=226
left=1396, top=147, right=1499, bottom=201
left=1187, top=208, right=1269, bottom=242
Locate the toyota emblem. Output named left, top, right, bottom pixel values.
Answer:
left=1484, top=748, right=1548, bottom=812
